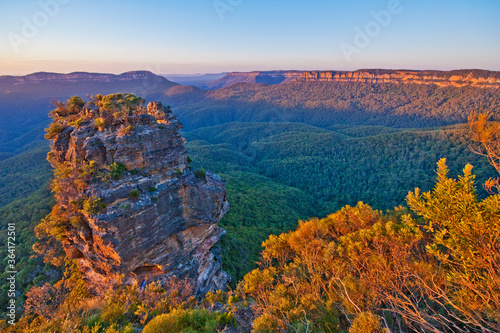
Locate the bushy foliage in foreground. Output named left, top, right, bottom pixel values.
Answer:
left=2, top=272, right=242, bottom=332
left=242, top=160, right=500, bottom=332
left=143, top=309, right=221, bottom=333
left=9, top=159, right=499, bottom=332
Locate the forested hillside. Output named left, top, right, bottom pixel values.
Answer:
left=183, top=121, right=497, bottom=281
left=2, top=73, right=500, bottom=161
left=168, top=81, right=500, bottom=130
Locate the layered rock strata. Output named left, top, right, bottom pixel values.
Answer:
left=49, top=99, right=229, bottom=296
left=293, top=70, right=500, bottom=88
left=210, top=69, right=500, bottom=89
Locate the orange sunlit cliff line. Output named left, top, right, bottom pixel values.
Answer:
left=214, top=69, right=500, bottom=89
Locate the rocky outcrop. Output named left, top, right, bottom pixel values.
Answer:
left=48, top=97, right=229, bottom=296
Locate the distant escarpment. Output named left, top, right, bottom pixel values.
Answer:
left=208, top=69, right=500, bottom=89
left=294, top=69, right=500, bottom=89
left=0, top=70, right=176, bottom=87
left=37, top=94, right=229, bottom=296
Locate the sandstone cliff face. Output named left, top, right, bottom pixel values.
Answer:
left=293, top=70, right=500, bottom=89
left=49, top=99, right=229, bottom=296
left=209, top=69, right=500, bottom=89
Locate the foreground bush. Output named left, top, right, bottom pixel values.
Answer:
left=243, top=159, right=500, bottom=332
left=143, top=309, right=220, bottom=333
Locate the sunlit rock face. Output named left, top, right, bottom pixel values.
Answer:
left=51, top=101, right=229, bottom=296
left=294, top=70, right=500, bottom=88
left=209, top=69, right=500, bottom=89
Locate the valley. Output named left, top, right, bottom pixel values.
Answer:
left=1, top=69, right=500, bottom=331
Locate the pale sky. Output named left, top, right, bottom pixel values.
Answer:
left=0, top=0, right=499, bottom=75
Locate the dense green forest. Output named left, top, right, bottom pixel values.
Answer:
left=0, top=144, right=51, bottom=207
left=0, top=147, right=56, bottom=311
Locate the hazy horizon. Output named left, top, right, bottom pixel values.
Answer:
left=1, top=0, right=500, bottom=75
